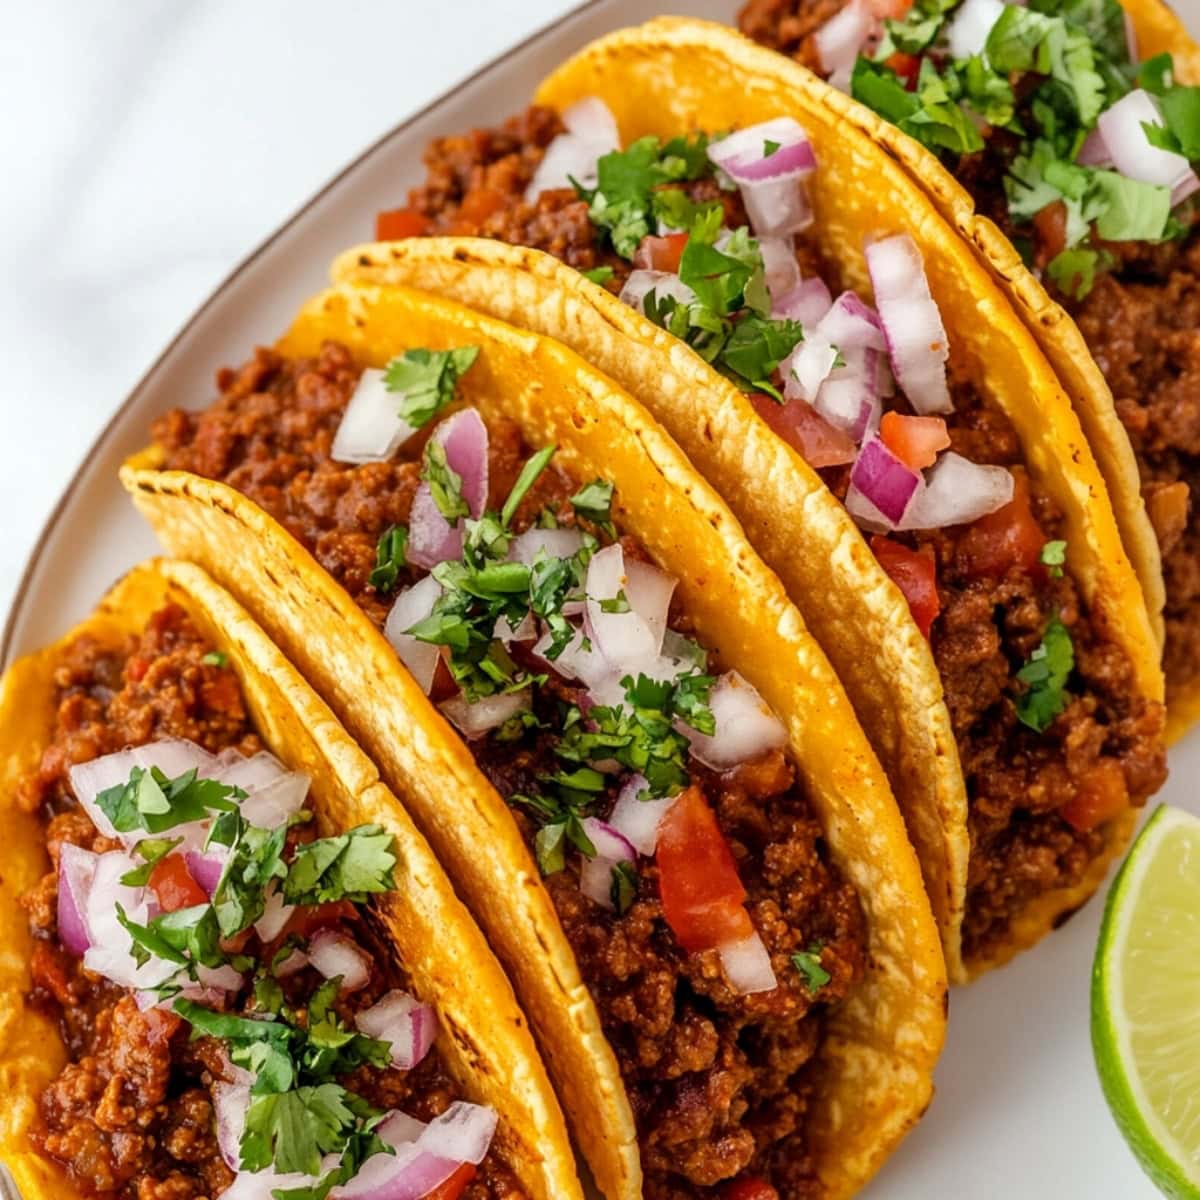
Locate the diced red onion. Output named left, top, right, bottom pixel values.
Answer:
left=772, top=276, right=833, bottom=327
left=136, top=983, right=228, bottom=1012
left=216, top=749, right=285, bottom=792
left=525, top=97, right=620, bottom=198
left=275, top=948, right=309, bottom=977
left=866, top=235, right=952, bottom=415
left=844, top=484, right=892, bottom=533
left=332, top=1144, right=457, bottom=1200
left=409, top=408, right=489, bottom=570
left=331, top=369, right=417, bottom=464
left=508, top=527, right=585, bottom=565
left=214, top=1081, right=251, bottom=1170
left=385, top=575, right=444, bottom=694
left=618, top=269, right=696, bottom=315
left=57, top=843, right=97, bottom=956
left=814, top=352, right=884, bottom=442
left=579, top=858, right=618, bottom=909
left=439, top=690, right=530, bottom=739
left=494, top=611, right=537, bottom=644
left=947, top=0, right=1005, bottom=59
left=309, top=929, right=370, bottom=992
left=586, top=544, right=663, bottom=667
left=622, top=559, right=675, bottom=651
left=1077, top=126, right=1114, bottom=168
left=849, top=436, right=923, bottom=525
left=1098, top=89, right=1199, bottom=198
left=253, top=884, right=295, bottom=942
left=718, top=929, right=778, bottom=995
left=225, top=1168, right=326, bottom=1200
left=783, top=337, right=840, bottom=403
left=898, top=451, right=1014, bottom=529
left=198, top=962, right=246, bottom=992
left=1172, top=172, right=1200, bottom=207
left=377, top=1110, right=427, bottom=1146
left=814, top=1, right=872, bottom=76
left=83, top=851, right=177, bottom=990
left=185, top=847, right=228, bottom=898
left=356, top=990, right=438, bottom=1070
left=758, top=236, right=801, bottom=303
left=240, top=772, right=310, bottom=831
left=531, top=624, right=610, bottom=691
left=419, top=1102, right=498, bottom=1166
left=816, top=291, right=886, bottom=352
left=580, top=818, right=636, bottom=863
left=685, top=672, right=788, bottom=769
left=706, top=118, right=817, bottom=182
left=606, top=775, right=678, bottom=857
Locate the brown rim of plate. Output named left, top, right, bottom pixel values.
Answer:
left=0, top=0, right=607, bottom=670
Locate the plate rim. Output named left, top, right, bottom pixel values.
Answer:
left=0, top=0, right=603, bottom=670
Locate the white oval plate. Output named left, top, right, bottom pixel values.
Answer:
left=3, top=3, right=1195, bottom=1197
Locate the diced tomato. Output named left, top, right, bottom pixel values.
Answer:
left=958, top=473, right=1045, bottom=579
left=264, top=900, right=358, bottom=956
left=149, top=854, right=209, bottom=913
left=750, top=394, right=857, bottom=470
left=1033, top=201, right=1068, bottom=267
left=375, top=208, right=431, bottom=241
left=1061, top=761, right=1128, bottom=833
left=426, top=1164, right=477, bottom=1200
left=721, top=1178, right=781, bottom=1200
left=656, top=787, right=752, bottom=953
left=870, top=536, right=941, bottom=638
left=880, top=412, right=950, bottom=470
left=126, top=656, right=149, bottom=683
left=456, top=188, right=508, bottom=225
left=30, top=941, right=74, bottom=1007
left=884, top=51, right=921, bottom=90
left=429, top=654, right=459, bottom=703
left=868, top=0, right=914, bottom=17
left=634, top=232, right=690, bottom=273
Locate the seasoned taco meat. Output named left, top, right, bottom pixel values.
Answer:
left=361, top=108, right=1166, bottom=959
left=18, top=605, right=522, bottom=1200
left=154, top=342, right=869, bottom=1198
left=737, top=0, right=1200, bottom=708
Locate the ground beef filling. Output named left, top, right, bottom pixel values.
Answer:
left=154, top=345, right=870, bottom=1196
left=373, top=108, right=1167, bottom=955
left=17, top=606, right=521, bottom=1200
left=736, top=0, right=1200, bottom=703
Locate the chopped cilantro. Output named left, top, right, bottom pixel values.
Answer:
left=611, top=861, right=638, bottom=915
left=502, top=444, right=556, bottom=528
left=201, top=651, right=228, bottom=668
left=1046, top=246, right=1106, bottom=299
left=1143, top=84, right=1200, bottom=160
left=1040, top=539, right=1068, bottom=577
left=570, top=478, right=616, bottom=537
left=719, top=314, right=805, bottom=397
left=763, top=138, right=781, bottom=156
left=383, top=346, right=479, bottom=430
left=1016, top=615, right=1075, bottom=731
left=119, top=836, right=184, bottom=886
left=282, top=825, right=397, bottom=906
left=792, top=945, right=831, bottom=994
left=209, top=814, right=291, bottom=937
left=421, top=439, right=470, bottom=522
left=369, top=524, right=409, bottom=595
left=580, top=265, right=615, bottom=285
left=97, top=766, right=242, bottom=836
left=599, top=590, right=631, bottom=615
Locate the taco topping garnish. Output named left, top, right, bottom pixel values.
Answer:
left=18, top=605, right=515, bottom=1200
left=738, top=0, right=1200, bottom=712
left=365, top=99, right=1165, bottom=957
left=154, top=345, right=871, bottom=1197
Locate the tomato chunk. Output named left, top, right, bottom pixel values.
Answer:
left=149, top=854, right=209, bottom=913
left=750, top=394, right=857, bottom=469
left=656, top=787, right=752, bottom=952
left=884, top=51, right=921, bottom=89
left=871, top=535, right=941, bottom=637
left=869, top=0, right=914, bottom=17
left=634, top=232, right=690, bottom=273
left=958, top=473, right=1044, bottom=579
left=722, top=1178, right=781, bottom=1200
left=426, top=1163, right=477, bottom=1200
left=375, top=208, right=431, bottom=241
left=880, top=412, right=950, bottom=470
left=1061, top=760, right=1128, bottom=833
left=1033, top=200, right=1068, bottom=267
left=456, top=188, right=508, bottom=225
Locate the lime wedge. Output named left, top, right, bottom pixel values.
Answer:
left=1092, top=805, right=1200, bottom=1199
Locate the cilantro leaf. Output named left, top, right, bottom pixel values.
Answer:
left=97, top=766, right=242, bottom=836
left=792, top=945, right=831, bottom=994
left=502, top=445, right=556, bottom=527
left=383, top=346, right=479, bottom=430
left=282, top=825, right=397, bottom=906
left=242, top=1085, right=366, bottom=1176
left=611, top=861, right=638, bottom=915
left=202, top=651, right=228, bottom=668
left=1015, top=615, right=1075, bottom=731
left=1046, top=246, right=1105, bottom=299
left=718, top=314, right=804, bottom=396
left=369, top=525, right=409, bottom=595
left=421, top=440, right=470, bottom=522
left=1040, top=539, right=1067, bottom=577
left=580, top=266, right=615, bottom=285
left=120, top=836, right=184, bottom=886
left=211, top=818, right=290, bottom=938
left=570, top=479, right=616, bottom=537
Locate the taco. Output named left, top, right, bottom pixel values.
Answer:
left=120, top=283, right=946, bottom=1200
left=331, top=16, right=1168, bottom=981
left=0, top=560, right=580, bottom=1200
left=736, top=0, right=1200, bottom=738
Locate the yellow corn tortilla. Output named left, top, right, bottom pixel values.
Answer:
left=0, top=559, right=581, bottom=1200
left=329, top=18, right=1164, bottom=981
left=121, top=281, right=947, bottom=1199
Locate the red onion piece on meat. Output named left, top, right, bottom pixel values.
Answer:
left=947, top=0, right=1005, bottom=58
left=524, top=97, right=619, bottom=198
left=783, top=337, right=840, bottom=403
left=377, top=1110, right=427, bottom=1146
left=772, top=276, right=832, bottom=325
left=580, top=818, right=635, bottom=863
left=1098, top=88, right=1200, bottom=200
left=356, top=990, right=439, bottom=1070
left=1077, top=126, right=1114, bottom=167
left=275, top=948, right=309, bottom=978
left=718, top=929, right=779, bottom=995
left=385, top=574, right=444, bottom=694
left=83, top=851, right=177, bottom=990
left=898, top=451, right=1014, bottom=530
left=57, top=842, right=98, bottom=955
left=607, top=775, right=678, bottom=857
left=619, top=269, right=696, bottom=315
left=758, top=235, right=801, bottom=303
left=331, top=368, right=417, bottom=464
left=814, top=1, right=872, bottom=77
left=494, top=611, right=537, bottom=644
left=223, top=1167, right=326, bottom=1200
left=685, top=672, right=788, bottom=769
left=508, top=527, right=585, bottom=565
left=185, top=848, right=227, bottom=898
left=419, top=1102, right=498, bottom=1166
left=707, top=119, right=816, bottom=237
left=816, top=291, right=886, bottom=353
left=214, top=1081, right=251, bottom=1171
left=309, top=928, right=370, bottom=992
left=578, top=817, right=635, bottom=911
left=866, top=235, right=951, bottom=415
left=331, top=1143, right=459, bottom=1200
left=409, top=408, right=490, bottom=570
left=849, top=436, right=923, bottom=526
left=586, top=544, right=671, bottom=669
left=252, top=885, right=295, bottom=942
left=439, top=690, right=530, bottom=739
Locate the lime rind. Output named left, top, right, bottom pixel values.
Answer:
left=1092, top=804, right=1200, bottom=1200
